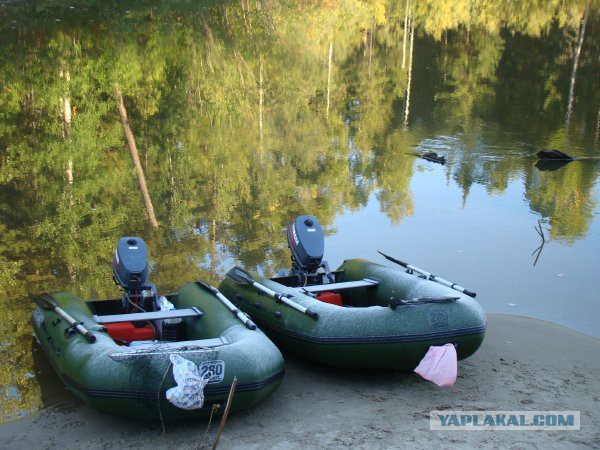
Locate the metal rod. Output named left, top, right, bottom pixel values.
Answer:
left=34, top=295, right=96, bottom=343
left=196, top=282, right=257, bottom=330
left=226, top=268, right=318, bottom=319
left=377, top=251, right=476, bottom=298
left=252, top=281, right=319, bottom=320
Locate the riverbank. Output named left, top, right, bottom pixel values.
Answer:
left=1, top=314, right=598, bottom=449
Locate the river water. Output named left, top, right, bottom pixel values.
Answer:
left=0, top=0, right=598, bottom=422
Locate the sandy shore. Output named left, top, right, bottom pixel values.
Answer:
left=1, top=314, right=599, bottom=449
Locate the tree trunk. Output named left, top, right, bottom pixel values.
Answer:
left=63, top=97, right=71, bottom=125
left=220, top=5, right=230, bottom=34
left=115, top=85, right=159, bottom=229
left=60, top=69, right=71, bottom=138
left=404, top=16, right=415, bottom=126
left=210, top=219, right=217, bottom=281
left=241, top=0, right=250, bottom=35
left=402, top=0, right=409, bottom=69
left=566, top=0, right=590, bottom=126
left=596, top=108, right=600, bottom=141
left=368, top=25, right=373, bottom=80
left=66, top=159, right=73, bottom=185
left=259, top=57, right=264, bottom=145
left=326, top=39, right=333, bottom=117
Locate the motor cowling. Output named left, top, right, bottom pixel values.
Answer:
left=287, top=215, right=324, bottom=274
left=112, top=237, right=149, bottom=290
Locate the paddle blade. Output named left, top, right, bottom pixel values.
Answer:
left=226, top=267, right=254, bottom=285
left=377, top=250, right=408, bottom=267
left=32, top=294, right=58, bottom=310
left=414, top=296, right=460, bottom=303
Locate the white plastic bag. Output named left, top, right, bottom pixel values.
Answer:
left=166, top=354, right=210, bottom=410
left=414, top=343, right=457, bottom=387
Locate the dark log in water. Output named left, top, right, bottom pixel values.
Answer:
left=535, top=159, right=573, bottom=172
left=414, top=151, right=446, bottom=165
left=536, top=149, right=575, bottom=160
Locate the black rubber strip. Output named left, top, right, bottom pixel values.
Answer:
left=68, top=369, right=285, bottom=400
left=254, top=317, right=486, bottom=345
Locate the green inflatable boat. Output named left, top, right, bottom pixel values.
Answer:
left=218, top=216, right=486, bottom=372
left=32, top=238, right=284, bottom=421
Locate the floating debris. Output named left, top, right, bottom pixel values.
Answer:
left=413, top=151, right=446, bottom=165
left=537, top=150, right=574, bottom=160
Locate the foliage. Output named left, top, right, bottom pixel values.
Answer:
left=0, top=0, right=598, bottom=421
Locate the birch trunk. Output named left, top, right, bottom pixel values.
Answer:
left=404, top=16, right=415, bottom=126
left=259, top=58, right=264, bottom=145
left=402, top=0, right=409, bottom=69
left=368, top=26, right=373, bottom=80
left=115, top=85, right=159, bottom=229
left=326, top=39, right=333, bottom=117
left=566, top=0, right=590, bottom=126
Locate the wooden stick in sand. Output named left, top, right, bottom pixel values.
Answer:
left=211, top=376, right=237, bottom=450
left=115, top=84, right=159, bottom=229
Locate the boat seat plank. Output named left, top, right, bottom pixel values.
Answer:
left=299, top=278, right=380, bottom=293
left=94, top=307, right=203, bottom=324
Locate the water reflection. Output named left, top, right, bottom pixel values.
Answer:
left=0, top=0, right=599, bottom=422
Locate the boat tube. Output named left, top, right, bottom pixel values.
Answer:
left=32, top=238, right=284, bottom=421
left=218, top=216, right=486, bottom=371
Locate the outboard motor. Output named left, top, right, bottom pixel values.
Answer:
left=112, top=237, right=156, bottom=312
left=287, top=215, right=333, bottom=284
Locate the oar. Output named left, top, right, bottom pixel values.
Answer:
left=195, top=281, right=257, bottom=330
left=377, top=251, right=477, bottom=298
left=32, top=294, right=97, bottom=342
left=226, top=267, right=319, bottom=320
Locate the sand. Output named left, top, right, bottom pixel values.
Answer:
left=1, top=314, right=599, bottom=449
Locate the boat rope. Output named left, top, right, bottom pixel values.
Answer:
left=157, top=359, right=173, bottom=436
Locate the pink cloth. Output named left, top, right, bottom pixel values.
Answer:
left=414, top=343, right=457, bottom=387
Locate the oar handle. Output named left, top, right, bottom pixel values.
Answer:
left=74, top=323, right=98, bottom=343
left=54, top=305, right=97, bottom=343
left=216, top=292, right=257, bottom=330
left=268, top=289, right=319, bottom=320
left=196, top=281, right=257, bottom=330
left=274, top=293, right=318, bottom=319
left=429, top=276, right=477, bottom=298
left=226, top=267, right=319, bottom=320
